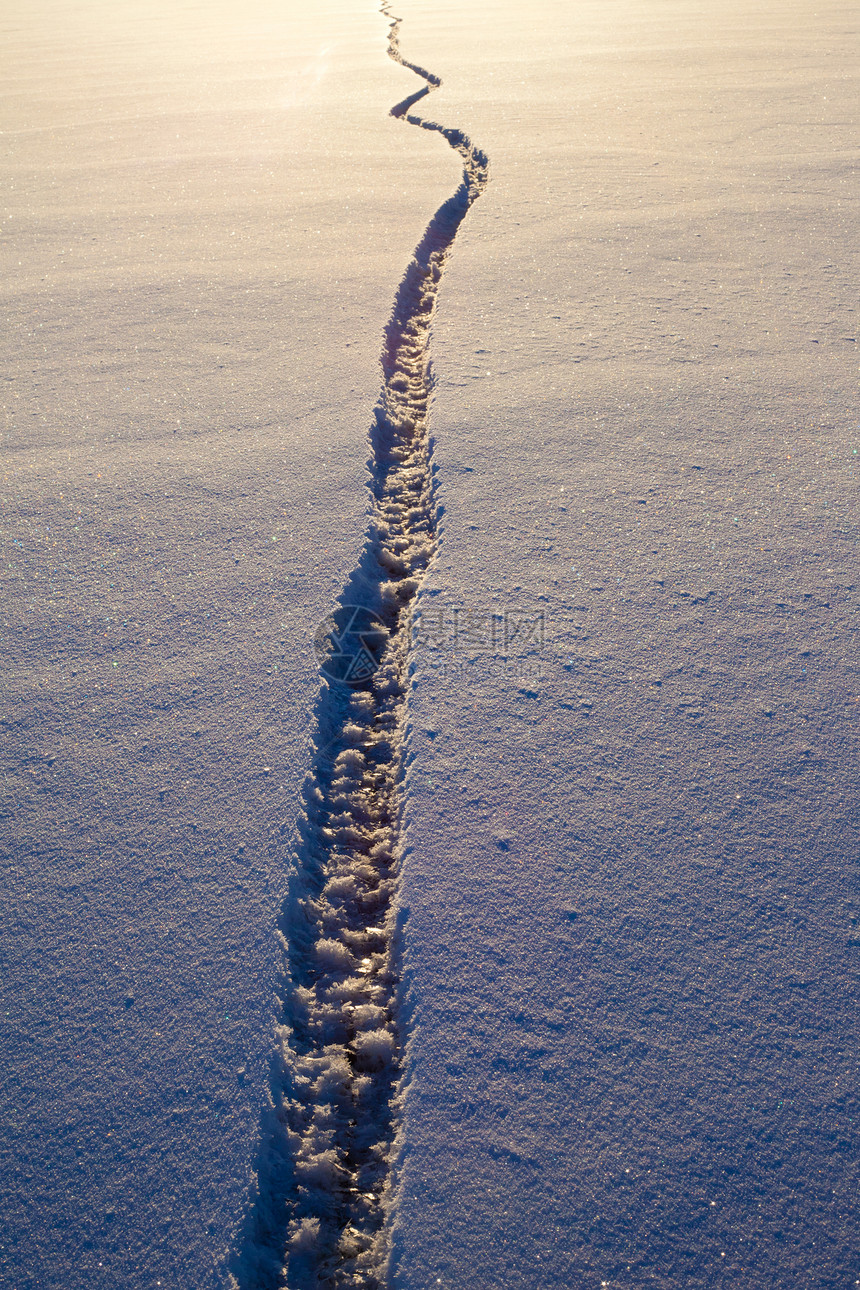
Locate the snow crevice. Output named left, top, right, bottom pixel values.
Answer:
left=231, top=8, right=488, bottom=1287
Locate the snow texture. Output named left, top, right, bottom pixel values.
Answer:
left=0, top=2, right=455, bottom=1286
left=389, top=1, right=860, bottom=1287
left=2, top=0, right=858, bottom=1287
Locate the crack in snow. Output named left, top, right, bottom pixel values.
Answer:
left=231, top=8, right=488, bottom=1288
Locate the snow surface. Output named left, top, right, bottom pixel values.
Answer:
left=393, top=1, right=859, bottom=1287
left=1, top=0, right=858, bottom=1286
left=0, top=2, right=454, bottom=1286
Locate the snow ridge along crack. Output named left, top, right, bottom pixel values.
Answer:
left=231, top=9, right=487, bottom=1288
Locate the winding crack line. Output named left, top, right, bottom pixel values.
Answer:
left=231, top=8, right=488, bottom=1289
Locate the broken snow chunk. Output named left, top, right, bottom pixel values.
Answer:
left=289, top=1217, right=320, bottom=1253
left=334, top=747, right=365, bottom=774
left=374, top=676, right=400, bottom=698
left=353, top=1003, right=388, bottom=1029
left=329, top=791, right=358, bottom=813
left=352, top=867, right=381, bottom=890
left=294, top=1148, right=343, bottom=1186
left=343, top=925, right=388, bottom=953
left=380, top=575, right=418, bottom=602
left=325, top=875, right=360, bottom=900
left=315, top=938, right=356, bottom=971
left=292, top=985, right=316, bottom=1015
left=379, top=548, right=408, bottom=575
left=329, top=777, right=361, bottom=801
left=358, top=888, right=390, bottom=916
left=312, top=1053, right=352, bottom=1099
left=331, top=824, right=372, bottom=846
left=338, top=1225, right=371, bottom=1258
left=327, top=810, right=360, bottom=831
left=353, top=1028, right=396, bottom=1070
left=329, top=975, right=369, bottom=1001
